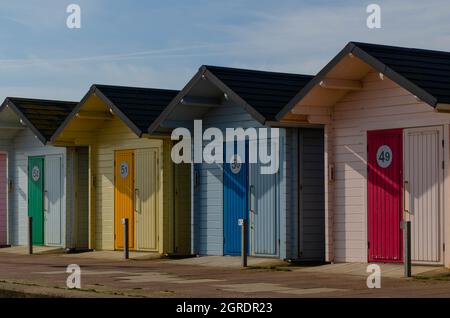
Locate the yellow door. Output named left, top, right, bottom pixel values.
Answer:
left=115, top=150, right=135, bottom=249
left=135, top=148, right=159, bottom=251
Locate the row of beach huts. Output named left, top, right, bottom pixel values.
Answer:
left=1, top=41, right=450, bottom=268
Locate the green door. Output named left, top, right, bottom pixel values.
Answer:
left=28, top=156, right=44, bottom=245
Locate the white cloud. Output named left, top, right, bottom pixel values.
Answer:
left=218, top=0, right=450, bottom=74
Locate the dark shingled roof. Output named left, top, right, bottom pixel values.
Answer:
left=94, top=84, right=179, bottom=134
left=351, top=42, right=450, bottom=105
left=277, top=41, right=450, bottom=120
left=3, top=97, right=77, bottom=143
left=204, top=65, right=314, bottom=121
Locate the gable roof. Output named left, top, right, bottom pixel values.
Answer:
left=205, top=65, right=314, bottom=121
left=148, top=65, right=313, bottom=133
left=52, top=84, right=179, bottom=141
left=0, top=97, right=77, bottom=144
left=277, top=41, right=450, bottom=120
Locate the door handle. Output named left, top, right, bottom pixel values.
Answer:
left=135, top=189, right=140, bottom=213
left=44, top=190, right=48, bottom=221
left=249, top=185, right=255, bottom=230
left=404, top=181, right=410, bottom=215
left=44, top=190, right=48, bottom=212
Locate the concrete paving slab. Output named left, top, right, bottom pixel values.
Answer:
left=116, top=272, right=225, bottom=284
left=0, top=246, right=64, bottom=255
left=215, top=283, right=349, bottom=296
left=60, top=250, right=163, bottom=261
left=35, top=270, right=129, bottom=276
left=293, top=263, right=440, bottom=278
left=276, top=288, right=349, bottom=296
left=216, top=283, right=292, bottom=293
left=164, top=256, right=286, bottom=268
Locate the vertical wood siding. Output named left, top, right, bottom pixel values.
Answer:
left=285, top=129, right=297, bottom=259
left=174, top=162, right=191, bottom=254
left=331, top=70, right=450, bottom=263
left=75, top=147, right=89, bottom=249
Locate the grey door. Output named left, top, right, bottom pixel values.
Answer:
left=298, top=129, right=325, bottom=261
left=45, top=155, right=63, bottom=246
left=249, top=136, right=278, bottom=257
left=250, top=164, right=278, bottom=256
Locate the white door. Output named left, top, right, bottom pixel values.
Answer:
left=404, top=127, right=444, bottom=264
left=135, top=148, right=159, bottom=251
left=45, top=155, right=63, bottom=246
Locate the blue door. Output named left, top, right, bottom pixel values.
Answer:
left=223, top=141, right=248, bottom=255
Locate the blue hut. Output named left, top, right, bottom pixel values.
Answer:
left=149, top=66, right=325, bottom=261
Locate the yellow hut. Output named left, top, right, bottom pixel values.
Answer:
left=51, top=85, right=191, bottom=255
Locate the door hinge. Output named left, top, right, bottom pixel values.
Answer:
left=442, top=139, right=445, bottom=148
left=444, top=243, right=445, bottom=252
left=367, top=241, right=370, bottom=249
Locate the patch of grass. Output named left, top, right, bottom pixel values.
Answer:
left=245, top=265, right=292, bottom=272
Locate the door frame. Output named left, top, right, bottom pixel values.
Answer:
left=367, top=128, right=404, bottom=263
left=0, top=151, right=8, bottom=246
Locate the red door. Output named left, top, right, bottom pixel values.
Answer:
left=367, top=129, right=403, bottom=263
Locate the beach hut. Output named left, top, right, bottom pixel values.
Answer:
left=149, top=65, right=326, bottom=261
left=51, top=85, right=191, bottom=254
left=277, top=42, right=450, bottom=268
left=0, top=97, right=89, bottom=249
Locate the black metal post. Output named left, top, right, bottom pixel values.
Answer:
left=123, top=218, right=129, bottom=259
left=28, top=216, right=33, bottom=255
left=241, top=219, right=248, bottom=268
left=404, top=220, right=412, bottom=277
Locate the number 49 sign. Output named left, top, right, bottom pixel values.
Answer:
left=376, top=145, right=393, bottom=168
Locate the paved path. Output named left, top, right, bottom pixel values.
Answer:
left=0, top=250, right=449, bottom=298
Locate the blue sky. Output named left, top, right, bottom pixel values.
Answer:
left=0, top=0, right=449, bottom=102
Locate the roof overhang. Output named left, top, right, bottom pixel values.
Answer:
left=51, top=85, right=142, bottom=143
left=436, top=103, right=450, bottom=112
left=147, top=66, right=267, bottom=134
left=276, top=42, right=439, bottom=121
left=0, top=98, right=47, bottom=144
